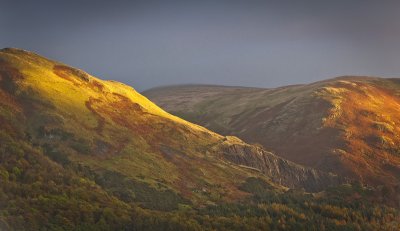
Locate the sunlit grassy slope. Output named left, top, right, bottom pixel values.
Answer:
left=144, top=77, right=400, bottom=192
left=0, top=48, right=257, bottom=204
left=1, top=47, right=340, bottom=204
left=1, top=48, right=400, bottom=230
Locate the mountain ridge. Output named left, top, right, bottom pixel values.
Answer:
left=0, top=47, right=344, bottom=198
left=143, top=77, right=400, bottom=194
left=2, top=48, right=400, bottom=230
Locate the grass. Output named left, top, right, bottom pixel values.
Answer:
left=144, top=76, right=400, bottom=198
left=316, top=80, right=400, bottom=188
left=1, top=48, right=400, bottom=230
left=0, top=48, right=278, bottom=206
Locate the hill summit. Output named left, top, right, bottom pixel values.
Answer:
left=1, top=48, right=399, bottom=230
left=144, top=77, right=400, bottom=195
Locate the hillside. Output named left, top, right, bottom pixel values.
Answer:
left=1, top=48, right=399, bottom=230
left=144, top=78, right=400, bottom=193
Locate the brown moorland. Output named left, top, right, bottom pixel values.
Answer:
left=144, top=77, right=400, bottom=195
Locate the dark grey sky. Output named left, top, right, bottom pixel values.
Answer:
left=2, top=0, right=400, bottom=91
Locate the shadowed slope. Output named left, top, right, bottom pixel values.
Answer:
left=144, top=77, right=400, bottom=193
left=1, top=48, right=400, bottom=230
left=0, top=48, right=344, bottom=203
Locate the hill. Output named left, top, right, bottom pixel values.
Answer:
left=144, top=78, right=400, bottom=193
left=1, top=48, right=399, bottom=230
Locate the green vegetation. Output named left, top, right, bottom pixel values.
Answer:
left=1, top=129, right=399, bottom=231
left=0, top=48, right=399, bottom=230
left=91, top=169, right=189, bottom=211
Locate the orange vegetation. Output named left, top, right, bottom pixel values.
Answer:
left=320, top=80, right=400, bottom=188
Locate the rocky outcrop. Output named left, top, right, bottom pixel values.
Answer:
left=219, top=142, right=348, bottom=192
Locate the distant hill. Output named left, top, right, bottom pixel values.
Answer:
left=0, top=48, right=398, bottom=230
left=144, top=77, right=400, bottom=192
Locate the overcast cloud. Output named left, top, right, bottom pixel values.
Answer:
left=2, top=0, right=400, bottom=90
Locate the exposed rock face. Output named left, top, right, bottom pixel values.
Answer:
left=143, top=80, right=400, bottom=191
left=1, top=47, right=347, bottom=200
left=220, top=142, right=347, bottom=192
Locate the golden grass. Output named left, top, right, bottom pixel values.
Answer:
left=0, top=48, right=270, bottom=205
left=315, top=79, right=400, bottom=186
